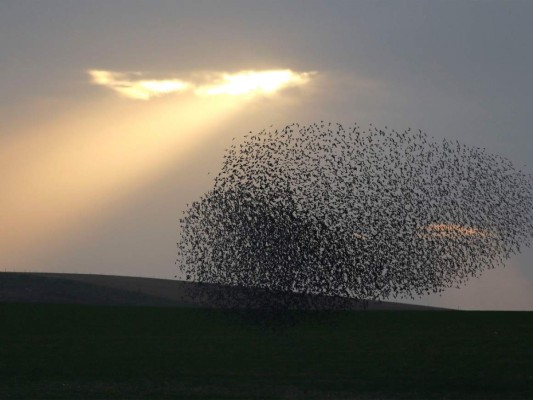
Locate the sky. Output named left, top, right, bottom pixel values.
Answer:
left=1, top=0, right=532, bottom=310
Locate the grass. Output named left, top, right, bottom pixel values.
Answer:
left=0, top=303, right=531, bottom=399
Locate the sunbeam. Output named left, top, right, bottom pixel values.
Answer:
left=0, top=95, right=240, bottom=267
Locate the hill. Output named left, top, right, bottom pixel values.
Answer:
left=0, top=272, right=441, bottom=310
left=0, top=303, right=531, bottom=399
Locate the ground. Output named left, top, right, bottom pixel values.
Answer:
left=0, top=303, right=531, bottom=399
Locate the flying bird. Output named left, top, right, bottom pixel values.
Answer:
left=176, top=122, right=533, bottom=310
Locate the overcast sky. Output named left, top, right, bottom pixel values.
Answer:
left=1, top=0, right=532, bottom=310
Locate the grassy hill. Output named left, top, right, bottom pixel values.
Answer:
left=0, top=272, right=441, bottom=310
left=0, top=303, right=531, bottom=399
left=0, top=272, right=185, bottom=307
left=1, top=273, right=530, bottom=399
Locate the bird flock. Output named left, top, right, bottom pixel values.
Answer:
left=176, top=122, right=533, bottom=308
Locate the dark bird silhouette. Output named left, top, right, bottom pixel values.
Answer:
left=176, top=122, right=533, bottom=310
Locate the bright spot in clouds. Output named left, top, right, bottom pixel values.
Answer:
left=418, top=224, right=489, bottom=239
left=88, top=69, right=313, bottom=100
left=197, top=70, right=312, bottom=96
left=89, top=70, right=189, bottom=100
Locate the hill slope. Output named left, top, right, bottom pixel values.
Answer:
left=0, top=272, right=443, bottom=310
left=0, top=303, right=531, bottom=399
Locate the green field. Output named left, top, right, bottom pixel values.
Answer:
left=0, top=304, right=531, bottom=399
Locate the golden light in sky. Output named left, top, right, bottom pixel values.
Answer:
left=0, top=96, right=238, bottom=267
left=197, top=70, right=313, bottom=96
left=0, top=67, right=315, bottom=268
left=89, top=69, right=313, bottom=99
left=89, top=70, right=189, bottom=100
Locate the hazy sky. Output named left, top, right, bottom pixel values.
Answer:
left=1, top=1, right=532, bottom=310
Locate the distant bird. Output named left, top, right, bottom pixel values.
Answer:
left=177, top=122, right=533, bottom=310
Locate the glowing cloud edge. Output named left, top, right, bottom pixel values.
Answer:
left=88, top=69, right=314, bottom=100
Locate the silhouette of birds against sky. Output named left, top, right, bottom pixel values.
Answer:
left=177, top=122, right=533, bottom=308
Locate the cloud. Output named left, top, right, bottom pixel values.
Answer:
left=88, top=69, right=314, bottom=100
left=88, top=70, right=189, bottom=100
left=417, top=223, right=489, bottom=239
left=195, top=70, right=313, bottom=96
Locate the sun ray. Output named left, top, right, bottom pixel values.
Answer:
left=0, top=95, right=240, bottom=267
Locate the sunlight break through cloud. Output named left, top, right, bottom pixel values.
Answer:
left=89, top=69, right=314, bottom=100
left=196, top=70, right=312, bottom=96
left=89, top=70, right=189, bottom=100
